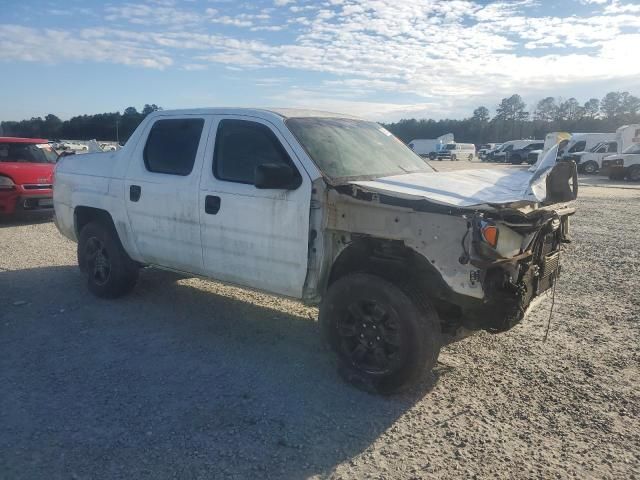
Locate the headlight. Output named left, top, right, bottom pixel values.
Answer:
left=0, top=175, right=16, bottom=190
left=605, top=159, right=623, bottom=167
left=480, top=220, right=499, bottom=248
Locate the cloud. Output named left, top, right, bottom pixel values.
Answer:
left=604, top=1, right=640, bottom=13
left=0, top=24, right=173, bottom=69
left=0, top=0, right=638, bottom=118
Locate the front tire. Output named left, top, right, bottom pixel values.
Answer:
left=320, top=273, right=441, bottom=394
left=468, top=154, right=473, bottom=161
left=627, top=165, right=640, bottom=182
left=78, top=221, right=139, bottom=298
left=582, top=161, right=598, bottom=174
left=451, top=154, right=457, bottom=161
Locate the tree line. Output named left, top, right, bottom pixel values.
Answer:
left=1, top=92, right=639, bottom=146
left=0, top=104, right=162, bottom=143
left=383, top=91, right=640, bottom=145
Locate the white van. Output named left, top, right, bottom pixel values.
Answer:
left=559, top=133, right=616, bottom=159
left=436, top=143, right=476, bottom=161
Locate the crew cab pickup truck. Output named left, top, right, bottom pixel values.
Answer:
left=0, top=137, right=57, bottom=216
left=54, top=109, right=577, bottom=393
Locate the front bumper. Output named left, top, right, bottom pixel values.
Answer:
left=0, top=187, right=54, bottom=215
left=601, top=160, right=624, bottom=174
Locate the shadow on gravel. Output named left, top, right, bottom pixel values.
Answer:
left=0, top=265, right=441, bottom=479
left=0, top=213, right=53, bottom=228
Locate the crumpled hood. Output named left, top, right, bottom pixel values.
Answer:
left=350, top=146, right=568, bottom=208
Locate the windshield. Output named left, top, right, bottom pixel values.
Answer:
left=622, top=143, right=640, bottom=154
left=0, top=143, right=58, bottom=163
left=286, top=117, right=434, bottom=181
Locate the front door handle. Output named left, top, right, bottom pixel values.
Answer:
left=205, top=195, right=221, bottom=214
left=130, top=185, right=141, bottom=202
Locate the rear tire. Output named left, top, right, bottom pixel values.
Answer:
left=319, top=273, right=441, bottom=394
left=78, top=221, right=139, bottom=298
left=583, top=161, right=598, bottom=174
left=451, top=154, right=457, bottom=161
left=428, top=152, right=436, bottom=161
left=627, top=165, right=640, bottom=182
left=468, top=154, right=473, bottom=161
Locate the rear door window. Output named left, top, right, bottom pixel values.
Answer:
left=143, top=118, right=204, bottom=176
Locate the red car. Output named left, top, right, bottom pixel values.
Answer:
left=0, top=137, right=57, bottom=216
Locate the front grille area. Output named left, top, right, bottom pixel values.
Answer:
left=538, top=251, right=560, bottom=293
left=541, top=252, right=560, bottom=279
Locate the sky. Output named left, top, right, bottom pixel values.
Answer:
left=1, top=0, right=640, bottom=122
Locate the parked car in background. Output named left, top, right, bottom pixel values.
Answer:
left=571, top=141, right=618, bottom=173
left=527, top=149, right=543, bottom=165
left=490, top=140, right=540, bottom=163
left=53, top=108, right=577, bottom=393
left=602, top=143, right=640, bottom=181
left=570, top=124, right=640, bottom=174
left=436, top=142, right=476, bottom=161
left=60, top=141, right=89, bottom=152
left=408, top=134, right=454, bottom=159
left=478, top=143, right=501, bottom=160
left=0, top=137, right=57, bottom=216
left=505, top=142, right=545, bottom=165
left=559, top=133, right=616, bottom=160
left=481, top=144, right=504, bottom=162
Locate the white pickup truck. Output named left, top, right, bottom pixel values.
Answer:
left=602, top=143, right=640, bottom=181
left=54, top=108, right=577, bottom=393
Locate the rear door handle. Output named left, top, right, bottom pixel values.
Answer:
left=130, top=185, right=141, bottom=202
left=205, top=195, right=221, bottom=214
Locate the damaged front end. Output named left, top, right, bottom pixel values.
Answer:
left=462, top=206, right=572, bottom=333
left=313, top=146, right=577, bottom=338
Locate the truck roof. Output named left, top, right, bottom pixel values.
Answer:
left=0, top=137, right=49, bottom=144
left=147, top=108, right=361, bottom=121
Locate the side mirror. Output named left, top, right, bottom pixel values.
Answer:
left=254, top=163, right=301, bottom=190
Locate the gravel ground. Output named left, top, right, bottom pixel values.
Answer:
left=1, top=165, right=639, bottom=479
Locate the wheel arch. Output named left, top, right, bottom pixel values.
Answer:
left=325, top=237, right=463, bottom=328
left=74, top=206, right=116, bottom=238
